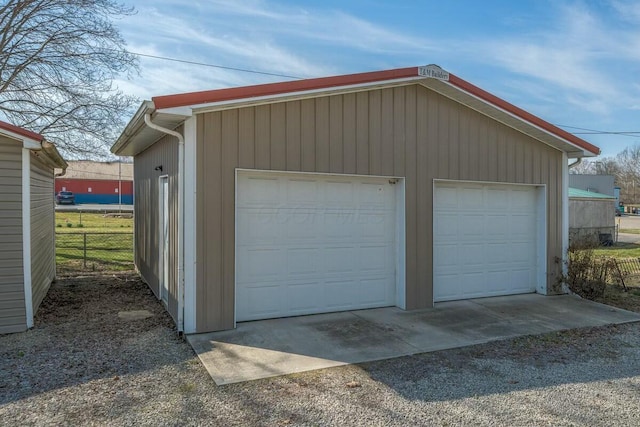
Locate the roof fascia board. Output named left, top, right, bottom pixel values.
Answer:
left=0, top=127, right=41, bottom=148
left=0, top=121, right=44, bottom=142
left=183, top=76, right=426, bottom=114
left=421, top=78, right=597, bottom=157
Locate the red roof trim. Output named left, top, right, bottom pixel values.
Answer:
left=0, top=120, right=44, bottom=142
left=447, top=74, right=600, bottom=155
left=152, top=65, right=600, bottom=156
left=152, top=67, right=419, bottom=109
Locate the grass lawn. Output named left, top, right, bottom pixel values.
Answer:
left=577, top=241, right=640, bottom=313
left=619, top=229, right=640, bottom=234
left=55, top=212, right=133, bottom=273
left=593, top=242, right=640, bottom=259
left=56, top=211, right=133, bottom=233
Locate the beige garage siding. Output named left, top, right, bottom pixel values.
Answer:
left=0, top=137, right=25, bottom=334
left=30, top=153, right=56, bottom=313
left=195, top=84, right=564, bottom=332
left=133, top=132, right=179, bottom=321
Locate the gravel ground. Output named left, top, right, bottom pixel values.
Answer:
left=2, top=274, right=640, bottom=426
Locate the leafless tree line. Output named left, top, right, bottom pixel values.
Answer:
left=0, top=0, right=138, bottom=158
left=571, top=145, right=640, bottom=204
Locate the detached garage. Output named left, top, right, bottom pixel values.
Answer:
left=0, top=121, right=67, bottom=334
left=112, top=65, right=600, bottom=334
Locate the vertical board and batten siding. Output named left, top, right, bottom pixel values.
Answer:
left=30, top=153, right=56, bottom=313
left=133, top=132, right=179, bottom=321
left=0, top=137, right=25, bottom=334
left=195, top=84, right=564, bottom=332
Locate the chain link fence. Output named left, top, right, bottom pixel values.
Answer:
left=56, top=232, right=134, bottom=274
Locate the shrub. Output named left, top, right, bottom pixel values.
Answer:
left=66, top=223, right=73, bottom=228
left=564, top=238, right=612, bottom=299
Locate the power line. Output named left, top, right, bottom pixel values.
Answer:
left=115, top=50, right=640, bottom=138
left=557, top=124, right=640, bottom=137
left=128, top=51, right=304, bottom=80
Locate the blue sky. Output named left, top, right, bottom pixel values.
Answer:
left=115, top=0, right=640, bottom=158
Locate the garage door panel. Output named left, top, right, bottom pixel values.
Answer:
left=460, top=243, right=485, bottom=265
left=237, top=248, right=284, bottom=281
left=286, top=179, right=318, bottom=203
left=286, top=282, right=323, bottom=312
left=459, top=215, right=484, bottom=236
left=324, top=280, right=359, bottom=309
left=238, top=283, right=283, bottom=318
left=434, top=182, right=539, bottom=302
left=487, top=188, right=509, bottom=209
left=360, top=277, right=395, bottom=305
left=459, top=187, right=483, bottom=208
left=359, top=245, right=390, bottom=272
left=287, top=249, right=321, bottom=276
left=324, top=247, right=357, bottom=273
left=237, top=172, right=398, bottom=321
left=434, top=274, right=461, bottom=300
left=324, top=211, right=357, bottom=238
left=511, top=242, right=534, bottom=262
left=485, top=215, right=508, bottom=236
left=433, top=243, right=458, bottom=267
left=285, top=210, right=319, bottom=239
left=240, top=177, right=280, bottom=204
left=238, top=210, right=280, bottom=241
left=434, top=216, right=458, bottom=240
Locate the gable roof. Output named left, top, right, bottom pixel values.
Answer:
left=112, top=65, right=600, bottom=158
left=0, top=120, right=67, bottom=169
left=0, top=119, right=44, bottom=143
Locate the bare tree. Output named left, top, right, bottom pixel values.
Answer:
left=569, top=158, right=595, bottom=174
left=0, top=0, right=138, bottom=158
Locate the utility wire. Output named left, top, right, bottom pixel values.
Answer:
left=557, top=124, right=640, bottom=137
left=128, top=51, right=304, bottom=80
left=120, top=50, right=640, bottom=137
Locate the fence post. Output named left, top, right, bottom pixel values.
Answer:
left=83, top=233, right=87, bottom=269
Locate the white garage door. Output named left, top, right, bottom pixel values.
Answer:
left=433, top=182, right=541, bottom=302
left=236, top=171, right=398, bottom=322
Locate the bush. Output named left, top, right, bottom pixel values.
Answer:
left=66, top=223, right=73, bottom=228
left=564, top=239, right=612, bottom=299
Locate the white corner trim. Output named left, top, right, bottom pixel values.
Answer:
left=561, top=153, right=570, bottom=290
left=395, top=178, right=407, bottom=310
left=183, top=115, right=198, bottom=333
left=21, top=148, right=34, bottom=328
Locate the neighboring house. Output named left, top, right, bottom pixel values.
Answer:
left=55, top=160, right=133, bottom=204
left=0, top=120, right=67, bottom=334
left=568, top=187, right=616, bottom=245
left=111, top=65, right=600, bottom=334
left=568, top=174, right=615, bottom=196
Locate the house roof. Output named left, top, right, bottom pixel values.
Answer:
left=0, top=119, right=44, bottom=142
left=568, top=187, right=615, bottom=200
left=0, top=120, right=67, bottom=169
left=112, top=65, right=601, bottom=158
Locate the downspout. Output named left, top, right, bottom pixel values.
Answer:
left=568, top=158, right=582, bottom=169
left=144, top=113, right=185, bottom=334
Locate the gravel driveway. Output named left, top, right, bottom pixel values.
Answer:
left=2, top=274, right=640, bottom=426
